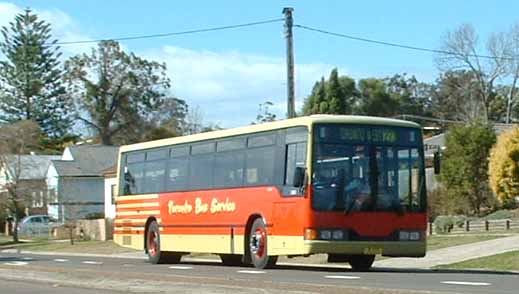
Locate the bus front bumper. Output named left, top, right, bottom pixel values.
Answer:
left=304, top=240, right=426, bottom=257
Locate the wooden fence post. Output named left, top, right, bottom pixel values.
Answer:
left=506, top=220, right=510, bottom=230
left=465, top=220, right=470, bottom=232
left=485, top=220, right=489, bottom=231
left=428, top=222, right=433, bottom=235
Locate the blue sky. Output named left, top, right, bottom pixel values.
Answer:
left=1, top=1, right=518, bottom=127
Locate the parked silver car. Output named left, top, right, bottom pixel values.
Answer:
left=18, top=215, right=60, bottom=237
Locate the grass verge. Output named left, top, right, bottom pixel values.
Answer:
left=435, top=251, right=519, bottom=271
left=0, top=235, right=14, bottom=246
left=427, top=234, right=507, bottom=251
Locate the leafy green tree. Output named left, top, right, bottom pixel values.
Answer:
left=65, top=40, right=184, bottom=145
left=489, top=127, right=519, bottom=208
left=439, top=122, right=496, bottom=215
left=385, top=73, right=432, bottom=116
left=302, top=69, right=357, bottom=115
left=0, top=9, right=74, bottom=146
left=355, top=78, right=399, bottom=116
left=327, top=68, right=345, bottom=114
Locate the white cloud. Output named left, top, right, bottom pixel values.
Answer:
left=144, top=46, right=340, bottom=127
left=0, top=2, right=344, bottom=128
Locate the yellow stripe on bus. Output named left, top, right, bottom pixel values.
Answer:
left=117, top=202, right=159, bottom=209
left=114, top=218, right=161, bottom=224
left=115, top=194, right=159, bottom=201
left=117, top=210, right=160, bottom=216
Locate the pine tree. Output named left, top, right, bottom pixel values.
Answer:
left=313, top=77, right=327, bottom=114
left=327, top=68, right=345, bottom=114
left=0, top=9, right=74, bottom=141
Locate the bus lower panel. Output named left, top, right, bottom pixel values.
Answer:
left=305, top=240, right=426, bottom=257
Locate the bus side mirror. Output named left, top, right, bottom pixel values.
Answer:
left=433, top=151, right=440, bottom=175
left=293, top=167, right=306, bottom=188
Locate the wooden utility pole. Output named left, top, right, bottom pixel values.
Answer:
left=283, top=7, right=296, bottom=118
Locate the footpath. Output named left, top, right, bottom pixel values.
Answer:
left=374, top=235, right=519, bottom=269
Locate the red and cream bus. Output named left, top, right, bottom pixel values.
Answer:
left=114, top=115, right=427, bottom=270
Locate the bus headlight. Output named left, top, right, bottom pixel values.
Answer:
left=320, top=230, right=331, bottom=240
left=332, top=230, right=344, bottom=240
left=399, top=230, right=421, bottom=241
left=409, top=231, right=421, bottom=241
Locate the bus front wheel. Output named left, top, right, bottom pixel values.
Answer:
left=348, top=255, right=375, bottom=271
left=249, top=218, right=277, bottom=269
left=146, top=221, right=180, bottom=264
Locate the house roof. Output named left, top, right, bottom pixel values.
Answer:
left=422, top=123, right=519, bottom=158
left=424, top=133, right=445, bottom=158
left=52, top=145, right=119, bottom=177
left=4, top=155, right=61, bottom=180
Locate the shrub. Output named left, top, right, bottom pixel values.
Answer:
left=489, top=127, right=519, bottom=208
left=434, top=215, right=467, bottom=234
left=483, top=209, right=513, bottom=220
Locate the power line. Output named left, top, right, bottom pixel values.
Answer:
left=48, top=18, right=284, bottom=46
left=294, top=24, right=516, bottom=61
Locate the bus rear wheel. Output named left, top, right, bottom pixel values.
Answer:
left=348, top=255, right=375, bottom=271
left=146, top=221, right=180, bottom=264
left=249, top=218, right=277, bottom=269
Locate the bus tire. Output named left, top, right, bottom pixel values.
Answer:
left=249, top=218, right=277, bottom=269
left=348, top=255, right=375, bottom=271
left=219, top=254, right=243, bottom=266
left=146, top=221, right=180, bottom=264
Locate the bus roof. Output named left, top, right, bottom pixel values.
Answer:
left=120, top=115, right=421, bottom=153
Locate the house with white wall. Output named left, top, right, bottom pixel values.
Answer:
left=102, top=165, right=117, bottom=219
left=46, top=145, right=119, bottom=222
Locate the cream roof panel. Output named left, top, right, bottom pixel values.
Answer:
left=119, top=115, right=420, bottom=153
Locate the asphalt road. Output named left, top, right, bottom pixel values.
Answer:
left=0, top=280, right=127, bottom=294
left=0, top=252, right=517, bottom=294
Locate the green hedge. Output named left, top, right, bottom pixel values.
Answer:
left=434, top=215, right=467, bottom=234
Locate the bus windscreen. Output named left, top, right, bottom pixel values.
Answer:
left=312, top=124, right=426, bottom=213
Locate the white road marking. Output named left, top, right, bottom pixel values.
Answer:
left=325, top=275, right=361, bottom=280
left=21, top=257, right=33, bottom=261
left=4, top=261, right=28, bottom=266
left=122, top=264, right=135, bottom=267
left=168, top=266, right=193, bottom=270
left=53, top=259, right=69, bottom=263
left=441, top=281, right=491, bottom=286
left=82, top=261, right=103, bottom=265
left=237, top=270, right=266, bottom=274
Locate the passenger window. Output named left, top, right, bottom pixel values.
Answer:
left=214, top=151, right=245, bottom=187
left=248, top=133, right=275, bottom=148
left=245, top=146, right=275, bottom=185
left=285, top=142, right=307, bottom=185
left=166, top=157, right=189, bottom=191
left=189, top=155, right=214, bottom=189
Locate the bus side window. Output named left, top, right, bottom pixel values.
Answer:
left=285, top=142, right=307, bottom=186
left=166, top=157, right=188, bottom=191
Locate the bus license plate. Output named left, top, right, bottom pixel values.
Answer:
left=363, top=248, right=383, bottom=255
